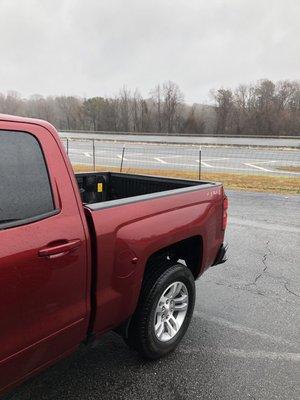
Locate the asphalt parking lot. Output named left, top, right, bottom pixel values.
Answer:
left=4, top=190, right=300, bottom=400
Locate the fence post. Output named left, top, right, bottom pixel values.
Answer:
left=92, top=139, right=96, bottom=171
left=198, top=148, right=202, bottom=180
left=66, top=138, right=69, bottom=155
left=120, top=146, right=125, bottom=172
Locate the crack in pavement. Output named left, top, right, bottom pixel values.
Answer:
left=206, top=279, right=298, bottom=305
left=243, top=240, right=300, bottom=299
left=210, top=280, right=266, bottom=296
left=244, top=240, right=270, bottom=289
left=284, top=283, right=300, bottom=298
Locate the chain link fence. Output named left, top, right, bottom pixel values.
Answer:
left=62, top=138, right=300, bottom=194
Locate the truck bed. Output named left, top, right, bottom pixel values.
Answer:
left=75, top=172, right=215, bottom=206
left=77, top=171, right=224, bottom=335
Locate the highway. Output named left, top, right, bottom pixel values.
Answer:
left=59, top=131, right=300, bottom=148
left=60, top=138, right=300, bottom=177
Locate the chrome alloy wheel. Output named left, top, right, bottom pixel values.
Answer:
left=154, top=281, right=189, bottom=342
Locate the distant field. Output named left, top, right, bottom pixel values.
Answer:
left=73, top=164, right=300, bottom=195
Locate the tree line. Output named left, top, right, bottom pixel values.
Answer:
left=0, top=79, right=299, bottom=135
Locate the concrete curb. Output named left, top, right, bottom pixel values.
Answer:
left=60, top=130, right=300, bottom=140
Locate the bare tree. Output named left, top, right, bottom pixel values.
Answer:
left=131, top=89, right=142, bottom=132
left=213, top=88, right=233, bottom=135
left=118, top=86, right=131, bottom=132
left=162, top=81, right=184, bottom=133
left=0, top=91, right=23, bottom=115
left=184, top=105, right=205, bottom=134
left=150, top=84, right=163, bottom=132
left=55, top=96, right=83, bottom=130
left=0, top=79, right=299, bottom=136
left=83, top=97, right=106, bottom=130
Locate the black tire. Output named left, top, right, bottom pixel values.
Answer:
left=124, top=262, right=195, bottom=359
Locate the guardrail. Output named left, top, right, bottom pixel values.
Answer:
left=59, top=131, right=300, bottom=150
left=60, top=130, right=300, bottom=139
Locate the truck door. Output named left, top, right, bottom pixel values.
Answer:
left=0, top=123, right=89, bottom=391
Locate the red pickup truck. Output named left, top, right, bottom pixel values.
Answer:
left=0, top=114, right=228, bottom=395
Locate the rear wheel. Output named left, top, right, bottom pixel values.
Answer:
left=124, top=262, right=195, bottom=359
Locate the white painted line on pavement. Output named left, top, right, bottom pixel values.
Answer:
left=156, top=154, right=185, bottom=159
left=117, top=154, right=128, bottom=161
left=246, top=160, right=300, bottom=175
left=252, top=160, right=278, bottom=164
left=124, top=152, right=144, bottom=157
left=202, top=157, right=230, bottom=161
left=180, top=347, right=300, bottom=362
left=121, top=158, right=197, bottom=167
left=171, top=163, right=198, bottom=167
left=154, top=157, right=168, bottom=164
left=194, top=311, right=296, bottom=346
left=230, top=217, right=300, bottom=233
left=202, top=162, right=214, bottom=168
left=244, top=163, right=273, bottom=172
left=200, top=161, right=214, bottom=168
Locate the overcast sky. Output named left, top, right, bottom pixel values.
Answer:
left=0, top=0, right=299, bottom=103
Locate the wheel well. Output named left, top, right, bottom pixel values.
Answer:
left=144, top=236, right=203, bottom=280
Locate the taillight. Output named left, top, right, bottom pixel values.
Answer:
left=222, top=195, right=228, bottom=230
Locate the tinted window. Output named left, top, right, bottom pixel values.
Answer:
left=0, top=131, right=54, bottom=225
